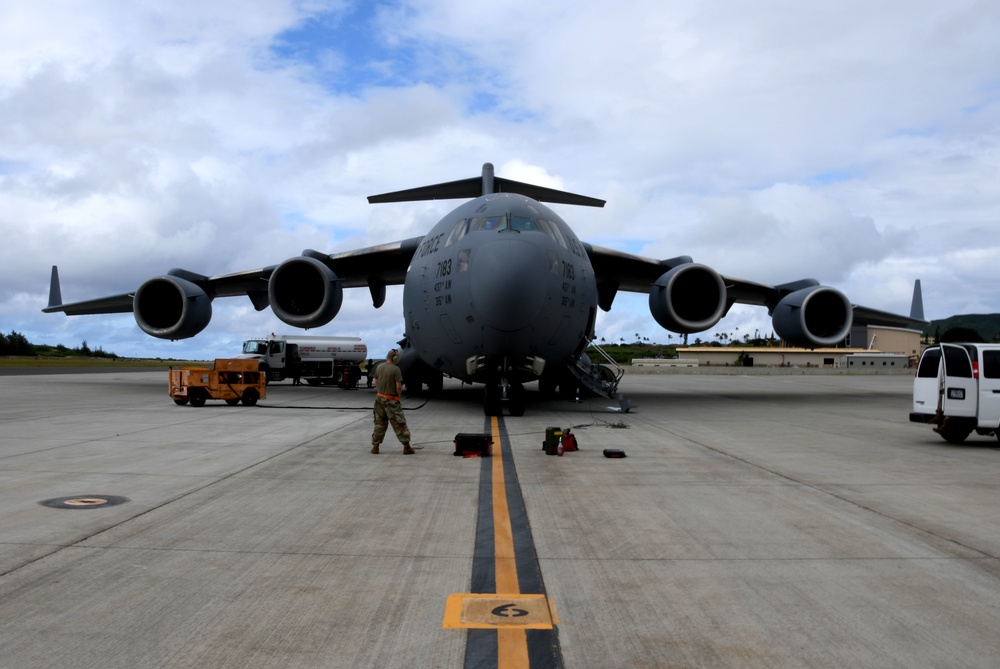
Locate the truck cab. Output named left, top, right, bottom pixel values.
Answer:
left=911, top=343, right=1000, bottom=443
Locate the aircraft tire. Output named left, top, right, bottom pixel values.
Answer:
left=484, top=385, right=502, bottom=416
left=509, top=383, right=526, bottom=417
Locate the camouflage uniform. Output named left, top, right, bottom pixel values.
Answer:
left=372, top=360, right=411, bottom=450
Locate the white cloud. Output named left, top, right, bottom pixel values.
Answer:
left=2, top=0, right=999, bottom=360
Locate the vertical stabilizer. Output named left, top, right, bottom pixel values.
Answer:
left=909, top=279, right=924, bottom=321
left=481, top=162, right=495, bottom=196
left=48, top=266, right=63, bottom=309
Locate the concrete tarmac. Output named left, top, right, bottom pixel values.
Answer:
left=1, top=370, right=999, bottom=668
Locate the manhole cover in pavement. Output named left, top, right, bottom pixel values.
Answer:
left=40, top=496, right=130, bottom=509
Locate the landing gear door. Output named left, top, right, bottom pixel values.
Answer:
left=940, top=344, right=977, bottom=419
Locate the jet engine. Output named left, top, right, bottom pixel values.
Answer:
left=134, top=276, right=212, bottom=340
left=771, top=286, right=852, bottom=347
left=648, top=264, right=727, bottom=333
left=268, top=256, right=343, bottom=329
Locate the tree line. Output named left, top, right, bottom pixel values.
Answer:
left=0, top=331, right=117, bottom=358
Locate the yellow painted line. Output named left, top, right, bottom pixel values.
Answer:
left=491, top=415, right=528, bottom=667
left=443, top=417, right=558, bottom=668
left=492, top=416, right=519, bottom=595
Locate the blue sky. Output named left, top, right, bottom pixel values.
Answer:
left=1, top=0, right=999, bottom=359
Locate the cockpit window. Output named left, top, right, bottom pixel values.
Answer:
left=536, top=218, right=568, bottom=249
left=479, top=215, right=505, bottom=231
left=510, top=216, right=537, bottom=232
left=448, top=213, right=576, bottom=251
left=444, top=218, right=474, bottom=247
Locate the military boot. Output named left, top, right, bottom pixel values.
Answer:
left=403, top=444, right=415, bottom=455
left=371, top=444, right=380, bottom=454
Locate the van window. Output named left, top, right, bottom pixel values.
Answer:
left=917, top=348, right=940, bottom=378
left=983, top=350, right=1000, bottom=379
left=943, top=346, right=973, bottom=378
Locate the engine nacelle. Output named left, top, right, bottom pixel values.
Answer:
left=134, top=276, right=212, bottom=340
left=772, top=286, right=852, bottom=347
left=268, top=256, right=343, bottom=329
left=648, top=264, right=727, bottom=333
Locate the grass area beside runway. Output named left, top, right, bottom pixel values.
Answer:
left=0, top=356, right=207, bottom=369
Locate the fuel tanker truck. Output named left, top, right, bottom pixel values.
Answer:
left=237, top=334, right=367, bottom=388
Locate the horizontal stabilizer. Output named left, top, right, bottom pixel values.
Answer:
left=368, top=163, right=605, bottom=208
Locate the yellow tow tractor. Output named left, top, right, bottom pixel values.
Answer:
left=169, top=358, right=266, bottom=407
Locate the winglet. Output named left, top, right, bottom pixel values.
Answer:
left=48, top=265, right=63, bottom=309
left=909, top=279, right=924, bottom=321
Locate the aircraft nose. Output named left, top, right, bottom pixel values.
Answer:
left=470, top=238, right=547, bottom=332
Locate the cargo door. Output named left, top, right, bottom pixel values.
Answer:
left=940, top=344, right=977, bottom=418
left=978, top=348, right=1000, bottom=429
left=912, top=346, right=941, bottom=418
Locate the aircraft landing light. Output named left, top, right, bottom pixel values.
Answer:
left=442, top=593, right=559, bottom=629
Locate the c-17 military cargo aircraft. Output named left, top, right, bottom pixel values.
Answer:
left=45, top=163, right=925, bottom=415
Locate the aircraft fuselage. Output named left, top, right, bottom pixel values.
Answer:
left=403, top=193, right=597, bottom=386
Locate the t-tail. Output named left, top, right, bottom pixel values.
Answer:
left=367, top=163, right=606, bottom=208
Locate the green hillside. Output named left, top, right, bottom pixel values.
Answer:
left=923, top=314, right=1000, bottom=343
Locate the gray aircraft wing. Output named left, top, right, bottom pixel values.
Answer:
left=44, top=237, right=423, bottom=315
left=584, top=243, right=927, bottom=329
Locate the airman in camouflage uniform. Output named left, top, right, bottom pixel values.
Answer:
left=372, top=348, right=414, bottom=454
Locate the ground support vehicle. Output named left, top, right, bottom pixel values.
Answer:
left=910, top=343, right=1000, bottom=443
left=169, top=359, right=266, bottom=407
left=237, top=335, right=366, bottom=387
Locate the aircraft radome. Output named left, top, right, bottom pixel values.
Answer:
left=44, top=163, right=926, bottom=416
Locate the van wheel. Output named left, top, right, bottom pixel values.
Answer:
left=936, top=418, right=973, bottom=444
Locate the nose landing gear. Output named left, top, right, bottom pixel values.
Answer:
left=483, top=382, right=526, bottom=417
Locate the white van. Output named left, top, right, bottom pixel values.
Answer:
left=911, top=343, right=1000, bottom=443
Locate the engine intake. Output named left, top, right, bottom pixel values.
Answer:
left=269, top=256, right=343, bottom=328
left=134, top=276, right=212, bottom=340
left=649, top=264, right=727, bottom=333
left=772, top=286, right=852, bottom=347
